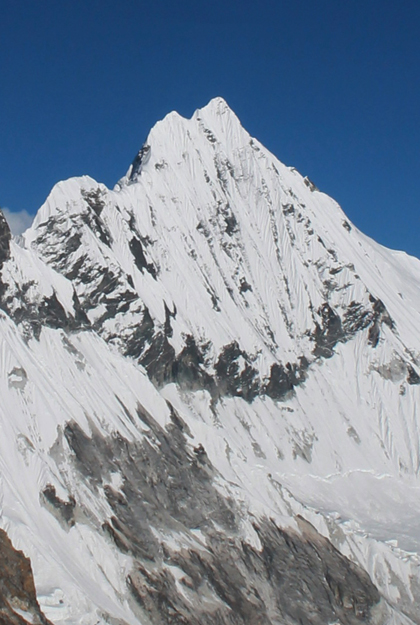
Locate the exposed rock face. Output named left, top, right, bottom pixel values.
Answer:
left=0, top=211, right=11, bottom=268
left=127, top=519, right=381, bottom=625
left=53, top=411, right=381, bottom=625
left=0, top=210, right=11, bottom=302
left=0, top=528, right=52, bottom=625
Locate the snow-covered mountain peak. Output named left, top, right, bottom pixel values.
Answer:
left=193, top=96, right=240, bottom=124
left=22, top=99, right=420, bottom=373
left=119, top=97, right=249, bottom=187
left=3, top=99, right=420, bottom=624
left=195, top=95, right=231, bottom=114
left=28, top=175, right=103, bottom=234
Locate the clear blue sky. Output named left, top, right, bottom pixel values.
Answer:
left=1, top=0, right=420, bottom=255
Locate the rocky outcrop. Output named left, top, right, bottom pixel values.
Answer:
left=48, top=409, right=382, bottom=625
left=0, top=528, right=52, bottom=625
left=0, top=211, right=11, bottom=269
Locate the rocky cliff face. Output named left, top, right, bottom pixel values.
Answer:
left=0, top=528, right=52, bottom=625
left=0, top=98, right=419, bottom=624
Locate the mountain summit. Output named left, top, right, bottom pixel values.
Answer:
left=1, top=99, right=420, bottom=624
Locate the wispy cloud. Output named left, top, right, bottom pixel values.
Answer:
left=2, top=208, right=34, bottom=236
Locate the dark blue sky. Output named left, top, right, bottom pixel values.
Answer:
left=1, top=1, right=420, bottom=255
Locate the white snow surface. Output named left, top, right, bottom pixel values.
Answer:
left=0, top=97, right=417, bottom=623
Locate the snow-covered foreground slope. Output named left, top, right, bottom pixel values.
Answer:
left=1, top=98, right=420, bottom=624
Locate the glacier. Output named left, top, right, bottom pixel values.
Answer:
left=0, top=97, right=420, bottom=624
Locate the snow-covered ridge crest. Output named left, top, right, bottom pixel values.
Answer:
left=0, top=97, right=420, bottom=623
left=118, top=96, right=246, bottom=186
left=28, top=175, right=106, bottom=233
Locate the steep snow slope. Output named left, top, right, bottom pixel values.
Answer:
left=0, top=98, right=419, bottom=624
